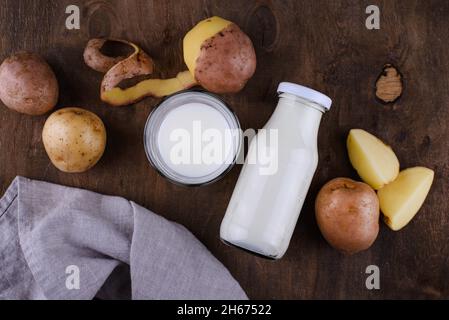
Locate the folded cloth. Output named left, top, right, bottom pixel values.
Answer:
left=0, top=176, right=247, bottom=300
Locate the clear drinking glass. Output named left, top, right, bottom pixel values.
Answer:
left=144, top=90, right=241, bottom=186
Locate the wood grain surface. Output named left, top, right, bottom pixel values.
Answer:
left=1, top=0, right=448, bottom=299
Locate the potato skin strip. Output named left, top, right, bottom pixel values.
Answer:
left=85, top=38, right=196, bottom=107
left=101, top=71, right=196, bottom=106
left=83, top=38, right=131, bottom=73
left=100, top=42, right=154, bottom=92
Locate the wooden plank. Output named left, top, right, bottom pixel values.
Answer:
left=0, top=0, right=448, bottom=299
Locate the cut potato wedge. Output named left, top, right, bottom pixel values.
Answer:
left=347, top=129, right=400, bottom=190
left=378, top=167, right=434, bottom=231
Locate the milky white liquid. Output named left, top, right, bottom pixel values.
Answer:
left=157, top=102, right=234, bottom=178
left=220, top=94, right=324, bottom=259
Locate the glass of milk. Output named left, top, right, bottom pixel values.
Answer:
left=144, top=91, right=241, bottom=186
left=220, top=82, right=332, bottom=259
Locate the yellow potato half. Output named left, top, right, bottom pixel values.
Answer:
left=378, top=167, right=434, bottom=231
left=42, top=107, right=106, bottom=173
left=347, top=129, right=400, bottom=190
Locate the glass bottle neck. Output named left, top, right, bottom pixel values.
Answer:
left=278, top=92, right=326, bottom=113
left=272, top=93, right=324, bottom=143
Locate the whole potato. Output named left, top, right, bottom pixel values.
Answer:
left=0, top=52, right=58, bottom=115
left=42, top=108, right=106, bottom=173
left=315, top=178, right=379, bottom=254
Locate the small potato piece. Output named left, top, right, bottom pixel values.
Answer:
left=315, top=178, right=380, bottom=254
left=0, top=52, right=58, bottom=115
left=378, top=167, right=434, bottom=231
left=347, top=129, right=400, bottom=190
left=42, top=107, right=106, bottom=173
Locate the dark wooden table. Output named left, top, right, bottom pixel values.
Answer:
left=1, top=0, right=448, bottom=299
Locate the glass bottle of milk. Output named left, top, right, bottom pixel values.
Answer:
left=220, top=82, right=332, bottom=259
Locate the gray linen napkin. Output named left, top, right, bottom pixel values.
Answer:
left=0, top=176, right=247, bottom=300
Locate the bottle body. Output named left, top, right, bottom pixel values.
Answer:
left=220, top=93, right=324, bottom=259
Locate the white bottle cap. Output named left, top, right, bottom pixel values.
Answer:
left=277, top=82, right=332, bottom=110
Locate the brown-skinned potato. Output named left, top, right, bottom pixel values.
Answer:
left=191, top=22, right=256, bottom=93
left=315, top=177, right=380, bottom=254
left=0, top=52, right=58, bottom=115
